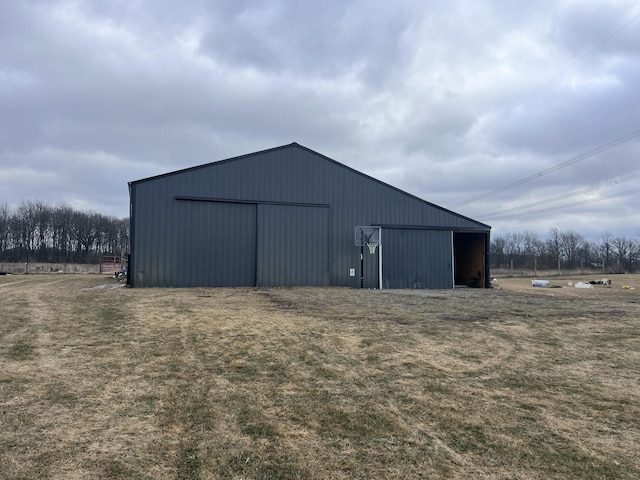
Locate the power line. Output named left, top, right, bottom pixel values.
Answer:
left=448, top=126, right=640, bottom=209
left=483, top=172, right=640, bottom=217
left=470, top=10, right=640, bottom=139
left=480, top=187, right=640, bottom=220
left=450, top=10, right=640, bottom=211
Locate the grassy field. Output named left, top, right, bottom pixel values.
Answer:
left=1, top=274, right=639, bottom=479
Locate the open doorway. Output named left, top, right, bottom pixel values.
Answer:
left=453, top=232, right=488, bottom=288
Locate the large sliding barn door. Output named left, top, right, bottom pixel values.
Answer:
left=383, top=228, right=453, bottom=289
left=175, top=199, right=329, bottom=287
left=177, top=201, right=257, bottom=287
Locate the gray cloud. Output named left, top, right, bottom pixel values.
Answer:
left=198, top=0, right=419, bottom=86
left=1, top=0, right=639, bottom=241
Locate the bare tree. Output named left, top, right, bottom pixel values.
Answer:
left=612, top=236, right=635, bottom=272
left=0, top=203, right=9, bottom=260
left=71, top=211, right=101, bottom=262
left=580, top=241, right=597, bottom=269
left=33, top=201, right=52, bottom=261
left=12, top=201, right=40, bottom=267
left=490, top=235, right=507, bottom=267
left=598, top=231, right=614, bottom=271
left=489, top=228, right=639, bottom=273
left=546, top=227, right=562, bottom=272
left=522, top=231, right=544, bottom=269
left=52, top=205, right=75, bottom=263
left=560, top=231, right=584, bottom=269
left=116, top=218, right=130, bottom=255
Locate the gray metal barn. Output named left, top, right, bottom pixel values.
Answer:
left=128, top=143, right=490, bottom=289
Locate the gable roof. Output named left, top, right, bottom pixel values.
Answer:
left=129, top=142, right=490, bottom=230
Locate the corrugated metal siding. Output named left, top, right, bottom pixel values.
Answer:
left=129, top=143, right=488, bottom=288
left=176, top=201, right=256, bottom=287
left=382, top=229, right=453, bottom=289
left=257, top=204, right=329, bottom=286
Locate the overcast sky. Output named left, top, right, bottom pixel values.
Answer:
left=2, top=0, right=639, bottom=241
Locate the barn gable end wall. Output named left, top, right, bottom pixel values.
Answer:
left=129, top=143, right=490, bottom=288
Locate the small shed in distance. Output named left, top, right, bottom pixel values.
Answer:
left=128, top=143, right=490, bottom=289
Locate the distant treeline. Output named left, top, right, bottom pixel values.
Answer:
left=491, top=227, right=640, bottom=273
left=0, top=201, right=129, bottom=264
left=3, top=201, right=638, bottom=272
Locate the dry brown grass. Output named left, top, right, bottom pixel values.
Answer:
left=1, top=273, right=639, bottom=479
